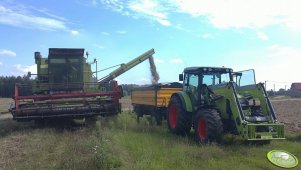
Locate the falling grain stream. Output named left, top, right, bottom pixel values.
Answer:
left=148, top=56, right=160, bottom=84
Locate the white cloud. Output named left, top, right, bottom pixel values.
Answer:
left=229, top=45, right=301, bottom=90
left=100, top=0, right=172, bottom=26
left=199, top=33, right=213, bottom=39
left=0, top=49, right=16, bottom=57
left=170, top=58, right=183, bottom=64
left=116, top=30, right=127, bottom=34
left=71, top=30, right=79, bottom=35
left=129, top=0, right=171, bottom=26
left=0, top=62, right=2, bottom=65
left=101, top=31, right=110, bottom=36
left=257, top=32, right=269, bottom=41
left=15, top=64, right=37, bottom=73
left=258, top=45, right=301, bottom=89
left=154, top=58, right=164, bottom=63
left=156, top=18, right=171, bottom=26
left=175, top=0, right=301, bottom=30
left=0, top=4, right=77, bottom=32
left=100, top=0, right=301, bottom=30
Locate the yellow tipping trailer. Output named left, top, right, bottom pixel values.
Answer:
left=131, top=82, right=182, bottom=125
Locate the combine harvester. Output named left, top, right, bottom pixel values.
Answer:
left=9, top=48, right=155, bottom=122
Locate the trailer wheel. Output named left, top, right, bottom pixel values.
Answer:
left=194, top=109, right=223, bottom=143
left=167, top=95, right=191, bottom=135
left=133, top=105, right=143, bottom=123
left=151, top=111, right=162, bottom=126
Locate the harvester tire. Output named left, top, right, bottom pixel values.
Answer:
left=194, top=109, right=223, bottom=143
left=35, top=119, right=45, bottom=127
left=85, top=116, right=98, bottom=126
left=167, top=95, right=192, bottom=135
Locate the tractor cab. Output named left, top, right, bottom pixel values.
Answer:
left=179, top=67, right=233, bottom=107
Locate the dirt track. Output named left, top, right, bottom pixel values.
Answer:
left=271, top=100, right=301, bottom=133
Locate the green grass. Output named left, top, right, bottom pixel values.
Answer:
left=0, top=112, right=300, bottom=169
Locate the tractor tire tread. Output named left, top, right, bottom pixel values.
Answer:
left=168, top=95, right=192, bottom=135
left=194, top=109, right=223, bottom=143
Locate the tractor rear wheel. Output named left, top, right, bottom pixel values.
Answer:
left=167, top=95, right=192, bottom=135
left=194, top=109, right=223, bottom=143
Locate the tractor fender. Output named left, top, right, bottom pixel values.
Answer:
left=170, top=92, right=193, bottom=112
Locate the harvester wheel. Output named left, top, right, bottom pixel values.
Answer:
left=85, top=116, right=98, bottom=126
left=167, top=95, right=192, bottom=135
left=35, top=119, right=45, bottom=126
left=194, top=109, right=223, bottom=143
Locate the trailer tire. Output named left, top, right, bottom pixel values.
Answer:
left=133, top=105, right=143, bottom=123
left=194, top=109, right=223, bottom=144
left=167, top=95, right=192, bottom=135
left=151, top=111, right=162, bottom=126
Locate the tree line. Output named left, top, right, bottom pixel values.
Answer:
left=0, top=75, right=33, bottom=97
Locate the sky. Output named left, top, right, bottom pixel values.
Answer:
left=1, top=0, right=301, bottom=90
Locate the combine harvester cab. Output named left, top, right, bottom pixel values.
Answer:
left=10, top=48, right=122, bottom=121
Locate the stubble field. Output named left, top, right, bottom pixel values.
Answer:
left=0, top=97, right=300, bottom=169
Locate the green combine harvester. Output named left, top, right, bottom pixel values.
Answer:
left=167, top=67, right=285, bottom=143
left=9, top=48, right=155, bottom=122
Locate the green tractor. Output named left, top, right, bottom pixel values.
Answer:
left=167, top=67, right=285, bottom=143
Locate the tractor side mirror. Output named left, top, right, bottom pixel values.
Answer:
left=27, top=72, right=31, bottom=78
left=179, top=74, right=183, bottom=81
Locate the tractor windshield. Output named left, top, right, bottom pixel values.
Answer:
left=233, top=69, right=256, bottom=87
left=202, top=72, right=231, bottom=86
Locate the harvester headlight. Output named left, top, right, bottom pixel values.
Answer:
left=203, top=68, right=207, bottom=71
left=208, top=68, right=212, bottom=71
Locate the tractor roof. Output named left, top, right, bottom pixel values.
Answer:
left=184, top=67, right=233, bottom=74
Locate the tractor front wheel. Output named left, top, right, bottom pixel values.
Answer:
left=167, top=95, right=192, bottom=135
left=194, top=109, right=223, bottom=143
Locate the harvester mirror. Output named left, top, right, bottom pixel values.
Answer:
left=179, top=74, right=183, bottom=81
left=27, top=72, right=31, bottom=78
